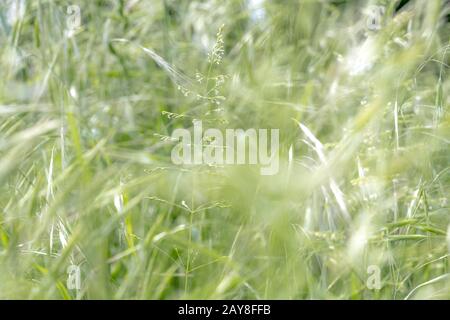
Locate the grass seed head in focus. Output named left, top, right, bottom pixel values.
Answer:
left=0, top=0, right=449, bottom=299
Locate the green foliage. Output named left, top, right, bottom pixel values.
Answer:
left=0, top=0, right=448, bottom=299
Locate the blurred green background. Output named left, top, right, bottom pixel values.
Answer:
left=0, top=0, right=449, bottom=299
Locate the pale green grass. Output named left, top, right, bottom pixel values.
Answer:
left=0, top=0, right=449, bottom=299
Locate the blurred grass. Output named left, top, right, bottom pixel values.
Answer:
left=0, top=0, right=449, bottom=299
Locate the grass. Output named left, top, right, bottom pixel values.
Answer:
left=0, top=0, right=449, bottom=299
